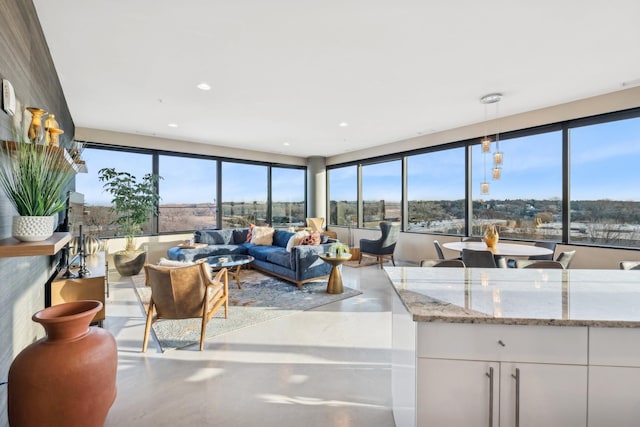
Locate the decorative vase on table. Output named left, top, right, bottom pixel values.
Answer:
left=483, top=224, right=499, bottom=249
left=8, top=300, right=117, bottom=427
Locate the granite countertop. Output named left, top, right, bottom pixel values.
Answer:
left=385, top=267, right=640, bottom=327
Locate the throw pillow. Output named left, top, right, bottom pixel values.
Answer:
left=300, top=231, right=321, bottom=246
left=286, top=230, right=310, bottom=252
left=251, top=226, right=275, bottom=246
left=246, top=223, right=256, bottom=243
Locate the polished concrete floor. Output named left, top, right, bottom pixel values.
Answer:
left=104, top=263, right=397, bottom=426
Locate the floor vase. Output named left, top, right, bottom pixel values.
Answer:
left=8, top=300, right=117, bottom=427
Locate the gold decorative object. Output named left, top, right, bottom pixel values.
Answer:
left=483, top=224, right=499, bottom=248
left=44, top=114, right=60, bottom=145
left=26, top=107, right=47, bottom=144
left=47, top=128, right=64, bottom=147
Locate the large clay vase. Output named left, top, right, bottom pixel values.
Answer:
left=113, top=250, right=146, bottom=276
left=8, top=300, right=117, bottom=427
left=483, top=225, right=499, bottom=249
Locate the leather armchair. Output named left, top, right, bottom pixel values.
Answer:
left=359, top=221, right=400, bottom=268
left=142, top=262, right=229, bottom=351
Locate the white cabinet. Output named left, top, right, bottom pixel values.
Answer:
left=588, top=328, right=640, bottom=427
left=414, top=323, right=588, bottom=427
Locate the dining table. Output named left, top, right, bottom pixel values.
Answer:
left=442, top=241, right=554, bottom=258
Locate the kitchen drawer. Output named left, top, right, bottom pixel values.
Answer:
left=417, top=322, right=588, bottom=364
left=590, top=327, right=640, bottom=367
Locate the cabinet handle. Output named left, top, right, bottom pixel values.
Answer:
left=511, top=368, right=521, bottom=427
left=486, top=367, right=494, bottom=427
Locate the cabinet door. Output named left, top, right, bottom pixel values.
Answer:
left=417, top=359, right=499, bottom=427
left=500, top=363, right=587, bottom=427
left=589, top=366, right=640, bottom=427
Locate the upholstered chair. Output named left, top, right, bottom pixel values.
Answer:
left=359, top=221, right=401, bottom=268
left=142, top=262, right=229, bottom=352
left=519, top=260, right=564, bottom=269
left=461, top=249, right=498, bottom=268
left=420, top=259, right=466, bottom=268
left=306, top=217, right=325, bottom=232
left=620, top=261, right=640, bottom=270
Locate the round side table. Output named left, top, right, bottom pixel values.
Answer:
left=319, top=254, right=352, bottom=294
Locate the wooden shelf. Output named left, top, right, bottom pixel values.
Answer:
left=1, top=140, right=85, bottom=173
left=0, top=232, right=72, bottom=257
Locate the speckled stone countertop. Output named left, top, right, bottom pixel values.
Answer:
left=385, top=267, right=640, bottom=327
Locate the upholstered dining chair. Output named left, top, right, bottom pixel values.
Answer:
left=142, top=262, right=229, bottom=352
left=507, top=241, right=557, bottom=268
left=359, top=221, right=401, bottom=268
left=420, top=259, right=466, bottom=268
left=433, top=240, right=446, bottom=260
left=461, top=249, right=497, bottom=268
left=519, top=260, right=564, bottom=269
left=556, top=250, right=576, bottom=269
left=620, top=261, right=640, bottom=270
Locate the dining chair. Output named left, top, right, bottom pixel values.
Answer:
left=507, top=241, right=557, bottom=268
left=619, top=261, right=640, bottom=270
left=556, top=250, right=576, bottom=269
left=520, top=260, right=564, bottom=269
left=433, top=240, right=446, bottom=260
left=461, top=249, right=497, bottom=268
left=359, top=221, right=400, bottom=268
left=420, top=259, right=466, bottom=268
left=142, top=262, right=229, bottom=352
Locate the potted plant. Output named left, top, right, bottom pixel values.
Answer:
left=329, top=242, right=351, bottom=258
left=98, top=167, right=161, bottom=276
left=0, top=140, right=74, bottom=241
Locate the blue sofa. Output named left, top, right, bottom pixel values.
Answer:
left=167, top=228, right=335, bottom=288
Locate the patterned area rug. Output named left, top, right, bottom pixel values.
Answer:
left=131, top=269, right=362, bottom=352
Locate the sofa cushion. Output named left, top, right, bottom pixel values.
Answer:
left=233, top=228, right=249, bottom=244
left=251, top=226, right=275, bottom=245
left=195, top=229, right=234, bottom=245
left=300, top=230, right=321, bottom=245
left=273, top=229, right=295, bottom=248
left=266, top=250, right=293, bottom=269
left=248, top=245, right=282, bottom=261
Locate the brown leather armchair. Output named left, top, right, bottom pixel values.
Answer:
left=142, top=262, right=229, bottom=351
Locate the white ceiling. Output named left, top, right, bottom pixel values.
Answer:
left=33, top=0, right=640, bottom=158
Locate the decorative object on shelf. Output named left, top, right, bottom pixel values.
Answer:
left=47, top=127, right=64, bottom=147
left=7, top=300, right=117, bottom=427
left=483, top=224, right=499, bottom=249
left=479, top=93, right=503, bottom=194
left=44, top=113, right=60, bottom=146
left=0, top=140, right=75, bottom=242
left=26, top=107, right=47, bottom=144
left=98, top=167, right=162, bottom=276
left=84, top=234, right=103, bottom=255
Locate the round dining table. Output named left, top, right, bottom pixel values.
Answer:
left=442, top=241, right=554, bottom=258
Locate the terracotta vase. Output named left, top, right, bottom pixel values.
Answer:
left=8, top=300, right=118, bottom=427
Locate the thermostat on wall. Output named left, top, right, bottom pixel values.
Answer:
left=2, top=79, right=16, bottom=116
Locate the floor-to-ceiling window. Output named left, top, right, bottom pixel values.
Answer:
left=361, top=160, right=401, bottom=228
left=271, top=167, right=306, bottom=228
left=220, top=162, right=268, bottom=228
left=471, top=131, right=563, bottom=240
left=158, top=155, right=217, bottom=232
left=328, top=165, right=357, bottom=226
left=407, top=147, right=466, bottom=234
left=76, top=148, right=154, bottom=237
left=569, top=117, right=640, bottom=247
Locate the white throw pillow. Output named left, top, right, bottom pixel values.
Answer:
left=286, top=230, right=310, bottom=252
left=251, top=226, right=275, bottom=246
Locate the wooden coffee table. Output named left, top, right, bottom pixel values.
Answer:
left=206, top=254, right=254, bottom=289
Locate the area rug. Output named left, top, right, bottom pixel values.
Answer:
left=131, top=269, right=362, bottom=352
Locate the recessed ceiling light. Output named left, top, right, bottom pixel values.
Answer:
left=168, top=123, right=178, bottom=128
left=339, top=122, right=349, bottom=127
left=197, top=83, right=211, bottom=91
left=283, top=142, right=290, bottom=146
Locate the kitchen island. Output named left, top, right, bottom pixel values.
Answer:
left=386, top=266, right=640, bottom=427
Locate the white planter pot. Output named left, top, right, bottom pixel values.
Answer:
left=12, top=215, right=55, bottom=242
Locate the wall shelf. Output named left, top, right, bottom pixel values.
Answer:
left=0, top=232, right=72, bottom=257
left=1, top=140, right=85, bottom=173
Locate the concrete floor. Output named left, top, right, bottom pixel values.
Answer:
left=104, top=263, right=396, bottom=427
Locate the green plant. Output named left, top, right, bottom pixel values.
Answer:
left=330, top=242, right=350, bottom=257
left=0, top=141, right=74, bottom=216
left=98, top=167, right=161, bottom=252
